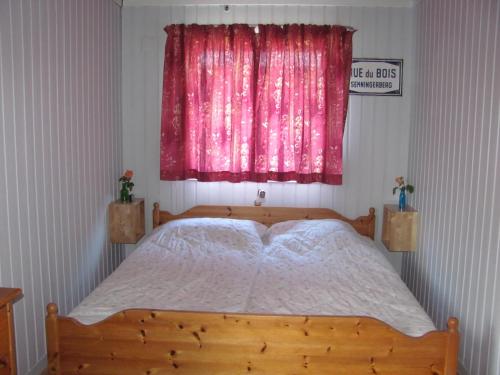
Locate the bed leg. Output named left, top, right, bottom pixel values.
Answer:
left=444, top=317, right=459, bottom=375
left=46, top=303, right=60, bottom=375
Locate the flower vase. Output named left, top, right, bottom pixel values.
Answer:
left=120, top=185, right=129, bottom=203
left=399, top=190, right=407, bottom=211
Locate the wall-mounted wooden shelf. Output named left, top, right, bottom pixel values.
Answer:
left=108, top=198, right=145, bottom=244
left=382, top=204, right=418, bottom=252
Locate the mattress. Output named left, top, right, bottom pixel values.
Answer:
left=70, top=217, right=435, bottom=336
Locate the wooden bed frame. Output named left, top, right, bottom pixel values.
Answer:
left=45, top=204, right=459, bottom=375
left=152, top=203, right=377, bottom=239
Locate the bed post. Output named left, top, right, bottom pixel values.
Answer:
left=46, top=303, right=60, bottom=375
left=153, top=202, right=160, bottom=229
left=444, top=317, right=459, bottom=375
left=368, top=207, right=376, bottom=240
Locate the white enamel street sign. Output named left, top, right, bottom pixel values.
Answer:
left=349, top=58, right=403, bottom=96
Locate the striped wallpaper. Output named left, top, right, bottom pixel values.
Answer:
left=402, top=0, right=500, bottom=374
left=122, top=3, right=415, bottom=270
left=0, top=0, right=123, bottom=373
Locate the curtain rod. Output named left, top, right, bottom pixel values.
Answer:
left=170, top=24, right=356, bottom=32
left=252, top=25, right=356, bottom=32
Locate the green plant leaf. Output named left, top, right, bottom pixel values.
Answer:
left=392, top=187, right=398, bottom=195
left=407, top=185, right=414, bottom=193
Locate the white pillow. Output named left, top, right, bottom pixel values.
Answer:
left=264, top=219, right=358, bottom=256
left=151, top=217, right=267, bottom=255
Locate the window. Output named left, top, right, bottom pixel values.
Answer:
left=160, top=24, right=353, bottom=185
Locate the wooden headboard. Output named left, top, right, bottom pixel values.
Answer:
left=153, top=203, right=376, bottom=239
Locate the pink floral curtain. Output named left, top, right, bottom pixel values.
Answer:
left=160, top=24, right=256, bottom=182
left=160, top=24, right=353, bottom=184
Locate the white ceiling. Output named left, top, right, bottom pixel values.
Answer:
left=123, top=0, right=416, bottom=7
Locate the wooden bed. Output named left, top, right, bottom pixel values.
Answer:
left=45, top=204, right=459, bottom=375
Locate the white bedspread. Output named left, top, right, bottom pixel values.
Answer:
left=70, top=218, right=435, bottom=336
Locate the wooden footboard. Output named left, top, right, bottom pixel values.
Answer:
left=46, top=304, right=458, bottom=375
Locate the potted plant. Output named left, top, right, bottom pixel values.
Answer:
left=119, top=170, right=135, bottom=202
left=393, top=176, right=414, bottom=211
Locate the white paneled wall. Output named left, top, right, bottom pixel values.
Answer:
left=0, top=0, right=123, bottom=373
left=122, top=4, right=415, bottom=268
left=402, top=0, right=500, bottom=374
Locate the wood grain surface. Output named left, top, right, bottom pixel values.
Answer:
left=0, top=288, right=22, bottom=375
left=46, top=304, right=458, bottom=375
left=153, top=203, right=376, bottom=240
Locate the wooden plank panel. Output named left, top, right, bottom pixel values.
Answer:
left=152, top=203, right=376, bottom=239
left=0, top=1, right=123, bottom=372
left=402, top=1, right=500, bottom=374
left=46, top=306, right=459, bottom=375
left=122, top=4, right=415, bottom=271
